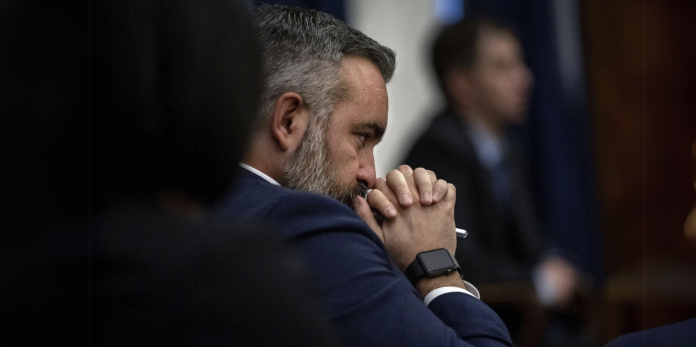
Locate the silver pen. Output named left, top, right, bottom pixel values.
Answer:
left=455, top=228, right=468, bottom=238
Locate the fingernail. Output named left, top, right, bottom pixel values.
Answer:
left=423, top=192, right=432, bottom=204
left=399, top=193, right=412, bottom=205
left=432, top=192, right=441, bottom=202
left=386, top=207, right=397, bottom=218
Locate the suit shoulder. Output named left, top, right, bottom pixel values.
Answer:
left=269, top=190, right=367, bottom=229
left=214, top=172, right=377, bottom=240
left=409, top=114, right=466, bottom=153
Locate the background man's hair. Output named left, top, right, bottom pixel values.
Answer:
left=253, top=5, right=396, bottom=130
left=431, top=15, right=517, bottom=103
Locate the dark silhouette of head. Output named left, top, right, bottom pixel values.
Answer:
left=93, top=0, right=261, bottom=209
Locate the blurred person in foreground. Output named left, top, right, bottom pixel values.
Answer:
left=212, top=5, right=514, bottom=347
left=90, top=1, right=342, bottom=345
left=404, top=16, right=592, bottom=346
left=1, top=0, right=89, bottom=343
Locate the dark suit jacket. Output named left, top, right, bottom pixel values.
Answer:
left=212, top=169, right=514, bottom=347
left=92, top=203, right=341, bottom=346
left=405, top=111, right=548, bottom=284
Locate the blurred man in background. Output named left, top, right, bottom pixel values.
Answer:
left=405, top=16, right=592, bottom=347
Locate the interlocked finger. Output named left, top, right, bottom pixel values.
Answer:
left=367, top=188, right=398, bottom=219
left=413, top=167, right=433, bottom=205
left=432, top=179, right=449, bottom=203
left=397, top=165, right=414, bottom=179
left=427, top=170, right=437, bottom=184
left=386, top=169, right=413, bottom=206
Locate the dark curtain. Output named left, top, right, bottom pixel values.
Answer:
left=464, top=0, right=604, bottom=281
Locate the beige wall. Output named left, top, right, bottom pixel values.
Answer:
left=346, top=0, right=445, bottom=177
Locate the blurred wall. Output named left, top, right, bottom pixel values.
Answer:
left=585, top=0, right=696, bottom=273
left=347, top=0, right=445, bottom=177
left=584, top=0, right=696, bottom=337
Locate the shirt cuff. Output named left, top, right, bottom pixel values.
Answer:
left=423, top=280, right=481, bottom=306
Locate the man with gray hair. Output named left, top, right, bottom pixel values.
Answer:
left=214, top=5, right=513, bottom=346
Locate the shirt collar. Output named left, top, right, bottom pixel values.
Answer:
left=465, top=119, right=505, bottom=171
left=240, top=163, right=280, bottom=186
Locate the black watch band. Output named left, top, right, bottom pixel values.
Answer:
left=404, top=248, right=462, bottom=286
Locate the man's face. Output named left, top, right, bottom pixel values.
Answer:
left=468, top=30, right=533, bottom=125
left=283, top=56, right=388, bottom=206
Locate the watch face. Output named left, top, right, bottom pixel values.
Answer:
left=419, top=249, right=455, bottom=273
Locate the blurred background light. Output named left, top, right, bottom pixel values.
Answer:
left=435, top=0, right=464, bottom=24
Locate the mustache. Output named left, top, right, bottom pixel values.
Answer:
left=355, top=182, right=368, bottom=199
left=336, top=181, right=368, bottom=207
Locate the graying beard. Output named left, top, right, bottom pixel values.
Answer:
left=283, top=118, right=333, bottom=195
left=284, top=121, right=367, bottom=206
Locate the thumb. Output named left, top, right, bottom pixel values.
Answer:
left=353, top=196, right=384, bottom=244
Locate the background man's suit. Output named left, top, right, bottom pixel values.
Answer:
left=212, top=168, right=514, bottom=347
left=405, top=111, right=548, bottom=284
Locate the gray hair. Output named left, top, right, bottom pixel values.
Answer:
left=253, top=5, right=396, bottom=131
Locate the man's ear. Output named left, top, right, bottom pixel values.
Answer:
left=270, top=92, right=309, bottom=152
left=445, top=68, right=473, bottom=108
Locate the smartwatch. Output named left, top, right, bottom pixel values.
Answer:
left=404, top=248, right=462, bottom=285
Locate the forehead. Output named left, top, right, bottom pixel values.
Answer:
left=475, top=30, right=522, bottom=62
left=330, top=56, right=389, bottom=129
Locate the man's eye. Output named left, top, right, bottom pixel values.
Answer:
left=356, top=134, right=367, bottom=147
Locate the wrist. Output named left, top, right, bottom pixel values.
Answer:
left=415, top=272, right=467, bottom=298
left=404, top=248, right=462, bottom=284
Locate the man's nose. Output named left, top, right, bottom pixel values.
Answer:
left=356, top=158, right=377, bottom=189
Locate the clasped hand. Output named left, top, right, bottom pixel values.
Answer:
left=352, top=165, right=457, bottom=272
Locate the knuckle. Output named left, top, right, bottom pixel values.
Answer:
left=397, top=164, right=412, bottom=171
left=386, top=170, right=400, bottom=180
left=397, top=165, right=413, bottom=176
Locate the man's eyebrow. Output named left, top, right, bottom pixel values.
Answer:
left=353, top=122, right=385, bottom=140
